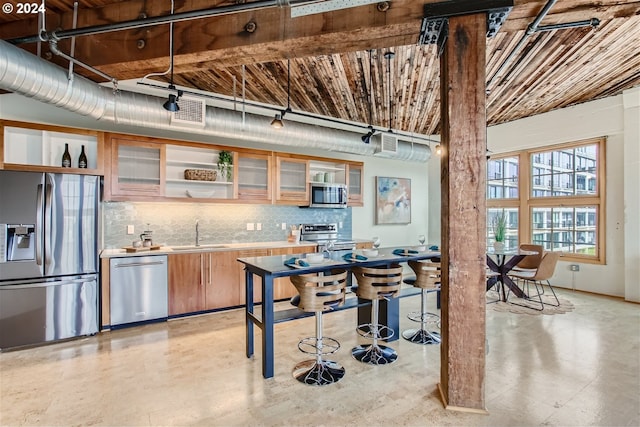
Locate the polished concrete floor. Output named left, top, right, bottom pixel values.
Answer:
left=1, top=288, right=639, bottom=426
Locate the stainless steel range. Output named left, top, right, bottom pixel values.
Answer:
left=299, top=223, right=356, bottom=252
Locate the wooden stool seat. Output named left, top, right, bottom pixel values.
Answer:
left=351, top=264, right=403, bottom=365
left=402, top=260, right=442, bottom=345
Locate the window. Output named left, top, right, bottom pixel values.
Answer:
left=487, top=137, right=605, bottom=263
left=487, top=156, right=518, bottom=201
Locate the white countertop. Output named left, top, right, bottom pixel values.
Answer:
left=100, top=238, right=373, bottom=258
left=100, top=241, right=317, bottom=258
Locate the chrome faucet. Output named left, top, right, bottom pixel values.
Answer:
left=195, top=220, right=200, bottom=247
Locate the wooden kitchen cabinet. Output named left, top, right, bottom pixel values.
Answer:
left=109, top=136, right=165, bottom=199
left=207, top=250, right=246, bottom=309
left=237, top=151, right=272, bottom=203
left=168, top=253, right=206, bottom=316
left=274, top=154, right=309, bottom=205
left=347, top=162, right=364, bottom=206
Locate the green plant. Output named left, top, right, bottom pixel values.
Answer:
left=217, top=150, right=233, bottom=180
left=493, top=212, right=507, bottom=243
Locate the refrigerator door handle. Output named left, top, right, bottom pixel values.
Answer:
left=0, top=276, right=97, bottom=289
left=44, top=174, right=53, bottom=270
left=36, top=183, right=43, bottom=267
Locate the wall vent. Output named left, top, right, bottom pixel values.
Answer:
left=372, top=133, right=398, bottom=156
left=171, top=96, right=206, bottom=127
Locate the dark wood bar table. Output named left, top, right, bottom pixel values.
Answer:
left=486, top=248, right=538, bottom=302
left=238, top=247, right=440, bottom=379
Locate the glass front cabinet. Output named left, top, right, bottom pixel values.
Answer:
left=274, top=155, right=309, bottom=205
left=109, top=137, right=165, bottom=198
left=347, top=162, right=364, bottom=206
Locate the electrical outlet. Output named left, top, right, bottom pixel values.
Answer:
left=570, top=264, right=580, bottom=272
left=127, top=225, right=134, bottom=235
left=281, top=223, right=286, bottom=230
left=256, top=223, right=262, bottom=231
left=246, top=223, right=254, bottom=231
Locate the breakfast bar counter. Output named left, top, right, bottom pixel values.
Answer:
left=238, top=247, right=440, bottom=378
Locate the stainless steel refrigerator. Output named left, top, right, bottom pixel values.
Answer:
left=0, top=171, right=100, bottom=350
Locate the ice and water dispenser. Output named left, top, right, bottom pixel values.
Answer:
left=1, top=224, right=35, bottom=263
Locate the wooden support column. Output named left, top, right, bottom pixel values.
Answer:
left=438, top=12, right=488, bottom=413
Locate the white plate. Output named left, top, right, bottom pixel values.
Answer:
left=286, top=259, right=331, bottom=268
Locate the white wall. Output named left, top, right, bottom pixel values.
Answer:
left=427, top=88, right=639, bottom=300
left=350, top=155, right=433, bottom=247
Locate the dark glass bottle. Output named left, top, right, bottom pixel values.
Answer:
left=62, top=143, right=72, bottom=168
left=78, top=145, right=88, bottom=168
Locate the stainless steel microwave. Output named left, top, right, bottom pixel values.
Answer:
left=308, top=182, right=348, bottom=208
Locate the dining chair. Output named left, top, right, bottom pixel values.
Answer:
left=508, top=251, right=560, bottom=310
left=512, top=243, right=544, bottom=273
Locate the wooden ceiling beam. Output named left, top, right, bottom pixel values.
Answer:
left=0, top=0, right=426, bottom=80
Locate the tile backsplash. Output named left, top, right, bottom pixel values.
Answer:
left=102, top=202, right=352, bottom=249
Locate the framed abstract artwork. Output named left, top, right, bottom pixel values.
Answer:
left=375, top=176, right=411, bottom=224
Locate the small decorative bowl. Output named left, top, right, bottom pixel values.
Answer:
left=305, top=253, right=324, bottom=264
left=362, top=248, right=378, bottom=257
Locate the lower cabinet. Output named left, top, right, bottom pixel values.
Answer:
left=168, top=245, right=317, bottom=316
left=168, top=253, right=206, bottom=316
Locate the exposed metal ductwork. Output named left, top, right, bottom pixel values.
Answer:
left=0, top=40, right=430, bottom=162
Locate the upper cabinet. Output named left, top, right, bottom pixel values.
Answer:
left=237, top=151, right=272, bottom=203
left=274, top=154, right=309, bottom=205
left=109, top=137, right=165, bottom=199
left=1, top=120, right=102, bottom=174
left=346, top=162, right=364, bottom=206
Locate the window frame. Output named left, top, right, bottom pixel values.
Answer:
left=487, top=137, right=606, bottom=264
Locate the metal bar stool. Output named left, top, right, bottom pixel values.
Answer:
left=402, top=260, right=442, bottom=344
left=289, top=269, right=348, bottom=385
left=351, top=264, right=403, bottom=365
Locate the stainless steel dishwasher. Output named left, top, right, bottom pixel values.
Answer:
left=109, top=255, right=168, bottom=327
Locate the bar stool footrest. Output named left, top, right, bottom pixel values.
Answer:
left=351, top=344, right=398, bottom=365
left=402, top=328, right=441, bottom=345
left=292, top=359, right=345, bottom=385
left=297, top=336, right=340, bottom=356
left=356, top=323, right=395, bottom=341
left=406, top=311, right=440, bottom=325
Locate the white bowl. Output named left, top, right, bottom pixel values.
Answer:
left=362, top=248, right=378, bottom=257
left=305, top=253, right=324, bottom=264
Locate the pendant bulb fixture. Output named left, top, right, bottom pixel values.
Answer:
left=272, top=59, right=292, bottom=129
left=162, top=13, right=181, bottom=112
left=362, top=49, right=374, bottom=144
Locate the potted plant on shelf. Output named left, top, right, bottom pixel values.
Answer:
left=217, top=150, right=233, bottom=181
left=493, top=212, right=507, bottom=252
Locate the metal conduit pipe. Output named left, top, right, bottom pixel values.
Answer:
left=9, top=0, right=319, bottom=45
left=486, top=0, right=558, bottom=89
left=0, top=40, right=430, bottom=162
